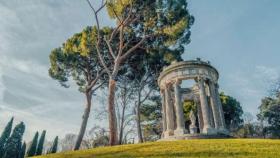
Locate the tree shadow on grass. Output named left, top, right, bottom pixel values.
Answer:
left=93, top=147, right=256, bottom=158
left=147, top=151, right=256, bottom=158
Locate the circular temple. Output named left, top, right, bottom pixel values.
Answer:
left=158, top=58, right=229, bottom=140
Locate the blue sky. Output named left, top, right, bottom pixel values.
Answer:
left=0, top=0, right=279, bottom=141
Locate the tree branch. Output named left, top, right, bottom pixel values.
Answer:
left=105, top=39, right=116, bottom=59
left=120, top=35, right=152, bottom=61
left=87, top=69, right=106, bottom=90
left=86, top=0, right=111, bottom=75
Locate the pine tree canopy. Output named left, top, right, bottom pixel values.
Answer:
left=26, top=131, right=39, bottom=157
left=0, top=117, right=14, bottom=158
left=48, top=136, right=58, bottom=154
left=49, top=26, right=107, bottom=93
left=19, top=142, right=26, bottom=158
left=3, top=122, right=25, bottom=158
left=36, top=130, right=46, bottom=156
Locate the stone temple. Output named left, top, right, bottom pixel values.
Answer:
left=158, top=58, right=229, bottom=140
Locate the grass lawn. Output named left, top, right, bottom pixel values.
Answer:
left=34, top=139, right=280, bottom=158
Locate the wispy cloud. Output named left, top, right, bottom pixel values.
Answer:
left=0, top=0, right=280, bottom=141
left=0, top=0, right=110, bottom=141
left=223, top=65, right=280, bottom=114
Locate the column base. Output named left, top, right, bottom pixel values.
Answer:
left=218, top=128, right=229, bottom=135
left=189, top=125, right=198, bottom=134
left=164, top=130, right=174, bottom=138
left=174, top=128, right=186, bottom=136
left=202, top=127, right=216, bottom=135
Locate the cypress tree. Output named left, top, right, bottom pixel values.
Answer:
left=26, top=131, right=39, bottom=157
left=19, top=142, right=26, bottom=158
left=0, top=117, right=14, bottom=158
left=3, top=122, right=25, bottom=158
left=36, top=130, right=46, bottom=155
left=47, top=136, right=58, bottom=154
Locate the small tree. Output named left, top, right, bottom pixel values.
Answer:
left=36, top=130, right=46, bottom=155
left=220, top=92, right=244, bottom=131
left=81, top=126, right=109, bottom=149
left=140, top=96, right=162, bottom=141
left=19, top=142, right=26, bottom=158
left=60, top=134, right=77, bottom=151
left=26, top=131, right=39, bottom=157
left=0, top=117, right=14, bottom=158
left=258, top=96, right=280, bottom=138
left=48, top=136, right=58, bottom=154
left=3, top=122, right=25, bottom=158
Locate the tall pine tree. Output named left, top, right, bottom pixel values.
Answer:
left=36, top=130, right=46, bottom=155
left=0, top=117, right=14, bottom=158
left=19, top=142, right=26, bottom=158
left=3, top=122, right=25, bottom=158
left=26, top=131, right=39, bottom=157
left=47, top=136, right=58, bottom=154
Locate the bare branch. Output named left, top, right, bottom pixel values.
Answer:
left=109, top=24, right=121, bottom=42
left=140, top=88, right=153, bottom=105
left=86, top=0, right=106, bottom=14
left=117, top=25, right=124, bottom=58
left=86, top=0, right=111, bottom=75
left=87, top=69, right=106, bottom=90
left=96, top=1, right=106, bottom=13
left=122, top=2, right=134, bottom=26
left=105, top=39, right=116, bottom=59
left=92, top=81, right=105, bottom=92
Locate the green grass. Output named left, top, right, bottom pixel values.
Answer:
left=35, top=139, right=280, bottom=158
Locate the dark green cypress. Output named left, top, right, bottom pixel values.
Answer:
left=36, top=130, right=46, bottom=155
left=47, top=136, right=58, bottom=154
left=19, top=142, right=26, bottom=158
left=3, top=122, right=25, bottom=158
left=26, top=131, right=39, bottom=157
left=0, top=117, right=14, bottom=158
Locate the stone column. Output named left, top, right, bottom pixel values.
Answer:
left=208, top=81, right=221, bottom=129
left=160, top=88, right=167, bottom=138
left=164, top=84, right=175, bottom=136
left=197, top=77, right=214, bottom=134
left=196, top=99, right=204, bottom=133
left=173, top=80, right=186, bottom=136
left=214, top=84, right=227, bottom=132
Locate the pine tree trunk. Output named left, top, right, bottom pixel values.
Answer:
left=74, top=92, right=92, bottom=150
left=108, top=78, right=118, bottom=146
left=136, top=91, right=144, bottom=143
left=119, top=104, right=126, bottom=144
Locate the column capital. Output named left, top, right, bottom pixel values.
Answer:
left=164, top=83, right=172, bottom=89
left=174, top=79, right=182, bottom=86
left=160, top=87, right=165, bottom=93
left=196, top=76, right=206, bottom=83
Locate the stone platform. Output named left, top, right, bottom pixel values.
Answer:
left=158, top=133, right=232, bottom=141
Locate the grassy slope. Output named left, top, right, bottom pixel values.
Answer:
left=35, top=139, right=280, bottom=158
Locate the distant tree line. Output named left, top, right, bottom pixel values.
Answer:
left=0, top=118, right=58, bottom=158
